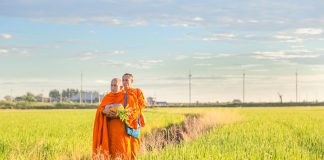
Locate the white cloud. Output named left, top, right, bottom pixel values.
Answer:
left=192, top=16, right=204, bottom=22
left=174, top=55, right=189, bottom=60
left=99, top=59, right=163, bottom=69
left=99, top=60, right=132, bottom=67
left=173, top=53, right=232, bottom=61
left=273, top=34, right=303, bottom=43
left=18, top=49, right=31, bottom=56
left=308, top=65, right=324, bottom=71
left=160, top=15, right=206, bottom=28
left=295, top=28, right=323, bottom=35
left=194, top=63, right=212, bottom=66
left=142, top=59, right=163, bottom=63
left=0, top=48, right=9, bottom=55
left=111, top=18, right=121, bottom=25
left=316, top=48, right=324, bottom=51
left=274, top=35, right=293, bottom=40
left=0, top=47, right=32, bottom=57
left=36, top=15, right=160, bottom=27
left=254, top=49, right=320, bottom=60
left=136, top=59, right=163, bottom=69
left=57, top=39, right=94, bottom=45
left=241, top=64, right=264, bottom=69
left=95, top=80, right=108, bottom=85
left=290, top=45, right=304, bottom=49
left=248, top=19, right=259, bottom=23
left=35, top=16, right=124, bottom=26
left=192, top=53, right=231, bottom=59
left=110, top=50, right=125, bottom=55
left=44, top=17, right=87, bottom=24
left=79, top=52, right=95, bottom=60
left=128, top=19, right=147, bottom=27
left=192, top=53, right=214, bottom=60
left=40, top=16, right=150, bottom=27
left=215, top=17, right=286, bottom=27
left=283, top=38, right=304, bottom=43
left=274, top=28, right=324, bottom=44
left=201, top=33, right=236, bottom=41
left=0, top=78, right=68, bottom=86
left=78, top=50, right=125, bottom=60
left=89, top=16, right=122, bottom=25
left=244, top=34, right=256, bottom=38
left=0, top=33, right=13, bottom=39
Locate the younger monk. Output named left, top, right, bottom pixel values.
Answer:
left=122, top=73, right=146, bottom=159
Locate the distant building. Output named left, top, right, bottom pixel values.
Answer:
left=156, top=101, right=168, bottom=106
left=146, top=97, right=167, bottom=107
left=71, top=92, right=104, bottom=103
left=146, top=97, right=156, bottom=107
left=233, top=99, right=242, bottom=104
left=35, top=95, right=50, bottom=102
left=14, top=96, right=24, bottom=102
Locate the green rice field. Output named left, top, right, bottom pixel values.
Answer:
left=0, top=107, right=323, bottom=159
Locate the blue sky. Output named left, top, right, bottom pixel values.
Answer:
left=1, top=0, right=324, bottom=102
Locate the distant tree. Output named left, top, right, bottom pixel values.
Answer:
left=61, top=88, right=79, bottom=100
left=23, top=92, right=36, bottom=102
left=62, top=89, right=68, bottom=99
left=70, top=89, right=79, bottom=97
left=93, top=91, right=99, bottom=96
left=49, top=89, right=60, bottom=100
left=4, top=95, right=13, bottom=102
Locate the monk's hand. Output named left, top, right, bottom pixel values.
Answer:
left=102, top=108, right=110, bottom=116
left=107, top=110, right=118, bottom=118
left=102, top=108, right=110, bottom=115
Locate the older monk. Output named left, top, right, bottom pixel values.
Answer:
left=93, top=78, right=132, bottom=159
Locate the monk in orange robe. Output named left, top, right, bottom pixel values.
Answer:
left=122, top=73, right=146, bottom=159
left=93, top=78, right=131, bottom=160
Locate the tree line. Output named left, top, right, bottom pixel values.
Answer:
left=3, top=88, right=101, bottom=103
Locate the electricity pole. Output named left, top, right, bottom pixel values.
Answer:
left=189, top=70, right=192, bottom=106
left=80, top=72, right=83, bottom=104
left=243, top=72, right=245, bottom=104
left=296, top=70, right=298, bottom=103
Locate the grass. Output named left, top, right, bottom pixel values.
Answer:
left=0, top=108, right=184, bottom=159
left=0, top=101, right=98, bottom=109
left=1, top=107, right=323, bottom=159
left=138, top=107, right=324, bottom=160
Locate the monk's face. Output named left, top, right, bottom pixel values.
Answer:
left=122, top=75, right=133, bottom=89
left=111, top=80, right=121, bottom=93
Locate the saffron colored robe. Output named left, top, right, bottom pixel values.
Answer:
left=93, top=89, right=144, bottom=160
left=93, top=91, right=132, bottom=159
left=124, top=88, right=146, bottom=159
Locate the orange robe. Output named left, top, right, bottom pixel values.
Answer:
left=93, top=90, right=144, bottom=160
left=124, top=88, right=146, bottom=159
left=93, top=91, right=131, bottom=160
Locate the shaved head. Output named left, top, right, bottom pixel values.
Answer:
left=122, top=73, right=134, bottom=89
left=122, top=73, right=133, bottom=79
left=111, top=78, right=122, bottom=85
left=111, top=78, right=122, bottom=93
